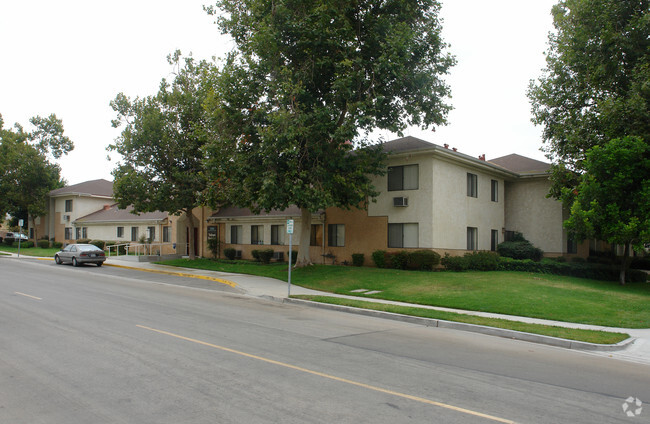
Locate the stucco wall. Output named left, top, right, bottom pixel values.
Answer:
left=504, top=178, right=565, bottom=254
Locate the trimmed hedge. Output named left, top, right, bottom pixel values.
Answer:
left=499, top=258, right=647, bottom=283
left=497, top=241, right=543, bottom=261
left=372, top=250, right=441, bottom=271
left=38, top=239, right=50, bottom=249
left=257, top=249, right=274, bottom=264
left=90, top=240, right=105, bottom=249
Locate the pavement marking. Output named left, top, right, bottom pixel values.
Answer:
left=33, top=257, right=238, bottom=288
left=14, top=292, right=42, bottom=301
left=137, top=324, right=517, bottom=424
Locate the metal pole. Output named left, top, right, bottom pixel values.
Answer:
left=288, top=233, right=292, bottom=297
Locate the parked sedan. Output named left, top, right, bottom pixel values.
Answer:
left=54, top=244, right=106, bottom=267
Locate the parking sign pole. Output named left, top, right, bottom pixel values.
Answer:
left=287, top=219, right=294, bottom=297
left=17, top=219, right=23, bottom=258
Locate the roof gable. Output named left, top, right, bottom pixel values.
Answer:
left=75, top=204, right=168, bottom=223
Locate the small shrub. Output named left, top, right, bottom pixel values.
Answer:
left=3, top=238, right=13, bottom=246
left=14, top=241, right=34, bottom=248
left=441, top=254, right=468, bottom=272
left=497, top=241, right=543, bottom=261
left=464, top=251, right=500, bottom=271
left=389, top=251, right=409, bottom=270
left=224, top=248, right=236, bottom=260
left=251, top=249, right=261, bottom=261
left=351, top=253, right=365, bottom=267
left=207, top=238, right=220, bottom=258
left=408, top=250, right=441, bottom=271
left=52, top=241, right=63, bottom=249
left=570, top=256, right=587, bottom=263
left=77, top=238, right=91, bottom=245
left=38, top=239, right=50, bottom=249
left=372, top=250, right=387, bottom=268
left=257, top=249, right=274, bottom=264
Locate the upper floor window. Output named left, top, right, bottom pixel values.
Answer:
left=491, top=180, right=498, bottom=202
left=65, top=199, right=73, bottom=212
left=388, top=164, right=419, bottom=191
left=467, top=173, right=478, bottom=198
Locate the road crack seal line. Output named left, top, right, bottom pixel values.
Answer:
left=137, top=324, right=517, bottom=424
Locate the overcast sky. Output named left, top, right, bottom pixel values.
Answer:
left=0, top=0, right=557, bottom=185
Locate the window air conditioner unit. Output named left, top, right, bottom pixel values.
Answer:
left=235, top=250, right=242, bottom=259
left=273, top=251, right=284, bottom=261
left=393, top=197, right=409, bottom=207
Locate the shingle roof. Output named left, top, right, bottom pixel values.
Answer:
left=75, top=204, right=168, bottom=223
left=49, top=179, right=114, bottom=197
left=488, top=154, right=550, bottom=175
left=379, top=136, right=437, bottom=153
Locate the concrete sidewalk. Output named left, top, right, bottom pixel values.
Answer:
left=5, top=252, right=650, bottom=364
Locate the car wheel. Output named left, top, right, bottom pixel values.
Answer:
left=54, top=255, right=62, bottom=265
left=96, top=262, right=103, bottom=267
left=72, top=257, right=79, bottom=267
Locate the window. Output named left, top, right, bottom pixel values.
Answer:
left=65, top=199, right=73, bottom=212
left=163, top=226, right=171, bottom=243
left=29, top=228, right=34, bottom=239
left=131, top=227, right=139, bottom=242
left=491, top=229, right=499, bottom=251
left=117, top=227, right=124, bottom=238
left=491, top=180, right=498, bottom=202
left=147, top=226, right=156, bottom=241
left=467, top=173, right=478, bottom=198
left=388, top=223, right=419, bottom=248
left=310, top=224, right=322, bottom=246
left=64, top=227, right=72, bottom=240
left=327, top=224, right=345, bottom=247
left=567, top=236, right=578, bottom=254
left=75, top=227, right=81, bottom=240
left=271, top=225, right=284, bottom=245
left=467, top=227, right=478, bottom=250
left=388, top=164, right=419, bottom=191
left=251, top=225, right=264, bottom=245
left=82, top=227, right=88, bottom=239
left=230, top=225, right=242, bottom=244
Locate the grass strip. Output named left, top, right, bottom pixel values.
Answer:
left=293, top=295, right=630, bottom=345
left=0, top=246, right=61, bottom=257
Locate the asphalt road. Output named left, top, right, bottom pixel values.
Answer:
left=1, top=258, right=648, bottom=423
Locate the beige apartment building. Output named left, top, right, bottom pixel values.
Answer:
left=30, top=137, right=584, bottom=263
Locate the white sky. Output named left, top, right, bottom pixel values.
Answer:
left=0, top=0, right=557, bottom=185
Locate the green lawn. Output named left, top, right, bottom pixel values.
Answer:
left=0, top=246, right=60, bottom=257
left=161, top=258, right=650, bottom=329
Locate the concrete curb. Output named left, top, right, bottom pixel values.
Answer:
left=266, top=296, right=636, bottom=352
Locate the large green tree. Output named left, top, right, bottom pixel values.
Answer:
left=563, top=137, right=650, bottom=285
left=0, top=114, right=71, bottom=239
left=109, top=53, right=221, bottom=259
left=528, top=0, right=649, bottom=182
left=204, top=0, right=455, bottom=266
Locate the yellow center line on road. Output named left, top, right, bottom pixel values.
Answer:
left=14, top=292, right=42, bottom=300
left=137, top=324, right=517, bottom=424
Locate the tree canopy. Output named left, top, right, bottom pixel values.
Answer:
left=108, top=53, right=221, bottom=259
left=0, top=113, right=71, bottom=237
left=204, top=0, right=455, bottom=265
left=563, top=137, right=650, bottom=285
left=528, top=0, right=649, bottom=174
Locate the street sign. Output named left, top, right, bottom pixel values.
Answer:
left=18, top=219, right=23, bottom=227
left=286, top=219, right=294, bottom=234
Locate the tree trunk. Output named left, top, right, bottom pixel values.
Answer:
left=619, top=243, right=630, bottom=286
left=295, top=207, right=312, bottom=268
left=29, top=215, right=37, bottom=242
left=186, top=209, right=196, bottom=260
